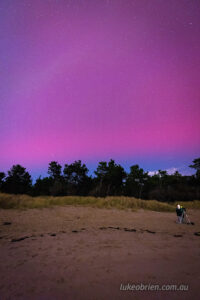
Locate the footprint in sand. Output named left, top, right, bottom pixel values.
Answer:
left=194, top=232, right=200, bottom=236
left=11, top=236, right=29, bottom=242
left=174, top=234, right=183, bottom=237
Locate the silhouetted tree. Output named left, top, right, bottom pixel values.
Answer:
left=94, top=159, right=126, bottom=196
left=0, top=172, right=6, bottom=191
left=33, top=176, right=53, bottom=196
left=47, top=161, right=66, bottom=195
left=189, top=158, right=200, bottom=179
left=125, top=165, right=148, bottom=198
left=3, top=165, right=32, bottom=194
left=1, top=158, right=199, bottom=201
left=48, top=161, right=62, bottom=180
left=147, top=170, right=171, bottom=201
left=63, top=160, right=91, bottom=195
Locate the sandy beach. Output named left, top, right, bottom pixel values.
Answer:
left=0, top=206, right=200, bottom=300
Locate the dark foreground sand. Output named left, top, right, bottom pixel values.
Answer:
left=0, top=206, right=200, bottom=300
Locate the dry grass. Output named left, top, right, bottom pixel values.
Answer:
left=175, top=200, right=200, bottom=209
left=0, top=193, right=199, bottom=212
left=0, top=193, right=196, bottom=212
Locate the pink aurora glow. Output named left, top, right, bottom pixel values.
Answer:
left=0, top=0, right=199, bottom=175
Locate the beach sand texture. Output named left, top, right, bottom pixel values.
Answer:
left=0, top=206, right=200, bottom=300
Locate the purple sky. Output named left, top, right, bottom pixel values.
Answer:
left=0, top=0, right=200, bottom=179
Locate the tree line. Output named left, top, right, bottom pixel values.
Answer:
left=0, top=158, right=199, bottom=202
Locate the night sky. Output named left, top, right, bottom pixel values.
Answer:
left=0, top=0, right=200, bottom=179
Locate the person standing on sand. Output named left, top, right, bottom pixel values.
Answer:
left=176, top=204, right=183, bottom=223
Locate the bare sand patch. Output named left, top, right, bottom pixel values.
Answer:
left=0, top=206, right=200, bottom=299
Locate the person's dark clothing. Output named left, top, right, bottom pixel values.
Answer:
left=176, top=208, right=183, bottom=216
